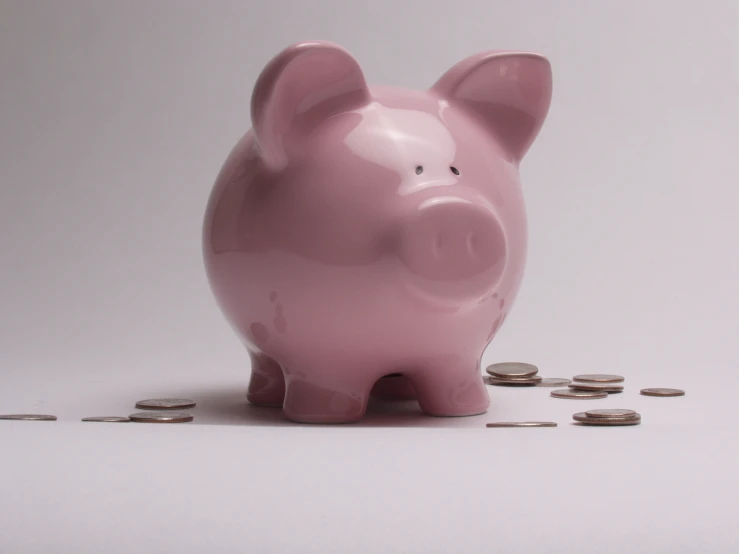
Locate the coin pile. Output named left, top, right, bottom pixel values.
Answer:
left=536, top=378, right=573, bottom=387
left=550, top=373, right=624, bottom=399
left=129, top=411, right=193, bottom=423
left=574, top=374, right=625, bottom=383
left=81, top=398, right=197, bottom=424
left=484, top=362, right=571, bottom=388
left=485, top=362, right=543, bottom=386
left=128, top=398, right=195, bottom=424
left=550, top=389, right=608, bottom=400
left=0, top=398, right=197, bottom=423
left=568, top=374, right=624, bottom=393
left=135, top=398, right=196, bottom=410
left=481, top=361, right=686, bottom=429
left=573, top=409, right=641, bottom=426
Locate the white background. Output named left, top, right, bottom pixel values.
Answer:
left=1, top=1, right=738, bottom=552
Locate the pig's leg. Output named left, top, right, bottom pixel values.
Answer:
left=246, top=351, right=286, bottom=407
left=282, top=369, right=374, bottom=424
left=409, top=359, right=489, bottom=417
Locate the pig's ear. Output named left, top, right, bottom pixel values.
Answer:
left=250, top=41, right=371, bottom=170
left=431, top=51, right=552, bottom=162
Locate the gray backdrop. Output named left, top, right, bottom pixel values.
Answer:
left=1, top=1, right=737, bottom=390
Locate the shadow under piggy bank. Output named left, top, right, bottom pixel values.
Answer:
left=176, top=381, right=490, bottom=428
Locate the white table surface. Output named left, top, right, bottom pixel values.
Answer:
left=1, top=372, right=738, bottom=554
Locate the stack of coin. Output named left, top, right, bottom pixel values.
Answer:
left=573, top=374, right=624, bottom=384
left=129, top=411, right=194, bottom=423
left=135, top=398, right=196, bottom=410
left=535, top=377, right=572, bottom=387
left=569, top=374, right=624, bottom=394
left=485, top=362, right=542, bottom=386
left=129, top=398, right=196, bottom=424
left=573, top=409, right=641, bottom=426
left=81, top=398, right=197, bottom=423
left=550, top=388, right=608, bottom=399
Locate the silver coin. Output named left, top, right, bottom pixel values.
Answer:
left=81, top=416, right=131, bottom=422
left=0, top=414, right=57, bottom=421
left=550, top=389, right=608, bottom=399
left=573, top=374, right=624, bottom=383
left=569, top=382, right=624, bottom=393
left=129, top=411, right=194, bottom=423
left=585, top=409, right=637, bottom=419
left=484, top=375, right=542, bottom=386
left=135, top=398, right=196, bottom=410
left=501, top=374, right=543, bottom=381
left=535, top=378, right=572, bottom=387
left=640, top=388, right=685, bottom=397
left=573, top=412, right=641, bottom=426
left=485, top=362, right=538, bottom=378
left=486, top=421, right=557, bottom=428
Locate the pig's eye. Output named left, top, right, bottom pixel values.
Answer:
left=450, top=166, right=460, bottom=175
left=415, top=166, right=424, bottom=175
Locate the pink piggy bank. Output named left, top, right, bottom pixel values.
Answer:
left=203, top=41, right=552, bottom=423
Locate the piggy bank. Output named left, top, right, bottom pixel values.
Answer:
left=203, top=41, right=552, bottom=423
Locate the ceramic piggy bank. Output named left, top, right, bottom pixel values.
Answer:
left=203, top=41, right=552, bottom=423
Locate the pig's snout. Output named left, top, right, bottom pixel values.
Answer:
left=398, top=197, right=507, bottom=300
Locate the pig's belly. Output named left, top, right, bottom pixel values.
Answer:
left=206, top=249, right=508, bottom=371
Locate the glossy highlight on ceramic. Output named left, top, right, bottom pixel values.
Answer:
left=203, top=40, right=552, bottom=423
